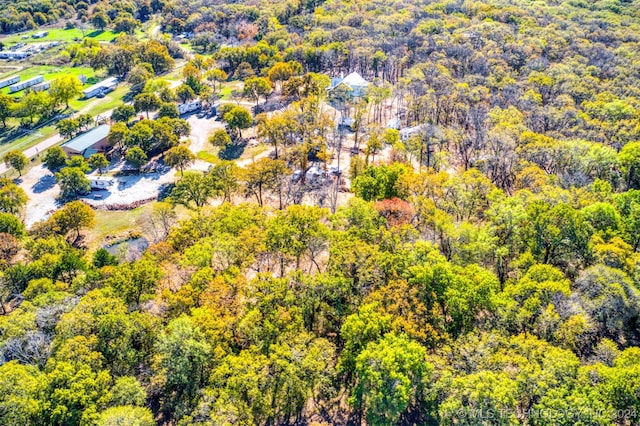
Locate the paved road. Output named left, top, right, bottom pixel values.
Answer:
left=0, top=132, right=62, bottom=175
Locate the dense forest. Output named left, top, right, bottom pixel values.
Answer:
left=1, top=0, right=640, bottom=425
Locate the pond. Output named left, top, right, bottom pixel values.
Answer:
left=104, top=237, right=149, bottom=261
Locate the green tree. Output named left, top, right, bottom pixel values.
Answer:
left=153, top=315, right=211, bottom=420
left=50, top=200, right=95, bottom=242
left=127, top=64, right=153, bottom=93
left=77, top=113, right=94, bottom=132
left=56, top=118, right=79, bottom=140
left=164, top=145, right=195, bottom=176
left=111, top=105, right=136, bottom=123
left=243, top=76, right=272, bottom=107
left=66, top=155, right=91, bottom=173
left=209, top=129, right=232, bottom=149
left=352, top=333, right=433, bottom=426
left=0, top=361, right=46, bottom=425
left=175, top=84, right=196, bottom=104
left=133, top=93, right=161, bottom=119
left=0, top=181, right=27, bottom=214
left=266, top=204, right=329, bottom=271
left=208, top=160, right=240, bottom=203
left=157, top=102, right=179, bottom=119
left=223, top=106, right=252, bottom=139
left=351, top=163, right=410, bottom=201
left=268, top=62, right=294, bottom=91
left=524, top=201, right=590, bottom=266
left=0, top=93, right=14, bottom=127
left=95, top=406, right=154, bottom=426
left=126, top=123, right=154, bottom=151
left=91, top=12, right=109, bottom=31
left=106, top=259, right=161, bottom=305
left=56, top=167, right=91, bottom=199
left=0, top=212, right=25, bottom=237
left=107, top=122, right=130, bottom=151
left=619, top=141, right=640, bottom=189
left=4, top=150, right=28, bottom=177
left=495, top=264, right=571, bottom=336
left=125, top=147, right=148, bottom=171
left=204, top=68, right=227, bottom=98
left=43, top=146, right=67, bottom=172
left=88, top=153, right=109, bottom=174
left=93, top=248, right=118, bottom=268
left=205, top=335, right=334, bottom=425
left=170, top=171, right=217, bottom=208
left=49, top=76, right=82, bottom=109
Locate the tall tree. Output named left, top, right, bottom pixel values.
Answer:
left=133, top=93, right=161, bottom=119
left=49, top=76, right=82, bottom=109
left=4, top=151, right=28, bottom=177
left=50, top=200, right=95, bottom=242
left=164, top=145, right=195, bottom=176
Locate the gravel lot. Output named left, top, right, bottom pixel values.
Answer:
left=21, top=114, right=224, bottom=227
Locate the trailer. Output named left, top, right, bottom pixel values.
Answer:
left=0, top=75, right=19, bottom=89
left=82, top=77, right=118, bottom=99
left=30, top=81, right=50, bottom=92
left=9, top=75, right=44, bottom=93
left=178, top=100, right=201, bottom=115
left=0, top=51, right=29, bottom=60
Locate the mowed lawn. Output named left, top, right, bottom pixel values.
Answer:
left=0, top=65, right=100, bottom=96
left=0, top=28, right=119, bottom=44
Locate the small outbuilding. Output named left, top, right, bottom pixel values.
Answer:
left=61, top=124, right=111, bottom=158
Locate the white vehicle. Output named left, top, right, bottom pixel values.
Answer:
left=90, top=177, right=115, bottom=190
left=178, top=100, right=202, bottom=115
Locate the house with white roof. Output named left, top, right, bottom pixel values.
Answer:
left=329, top=72, right=370, bottom=98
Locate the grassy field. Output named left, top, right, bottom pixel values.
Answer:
left=0, top=28, right=119, bottom=45
left=69, top=84, right=131, bottom=114
left=197, top=150, right=218, bottom=163
left=84, top=205, right=152, bottom=251
left=219, top=81, right=243, bottom=100
left=0, top=125, right=56, bottom=160
left=0, top=65, right=99, bottom=96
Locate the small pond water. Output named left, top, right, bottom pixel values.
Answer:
left=104, top=237, right=149, bottom=261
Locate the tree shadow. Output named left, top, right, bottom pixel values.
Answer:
left=122, top=92, right=135, bottom=103
left=31, top=175, right=56, bottom=193
left=158, top=183, right=174, bottom=201
left=80, top=189, right=113, bottom=201
left=87, top=30, right=105, bottom=38
left=218, top=140, right=246, bottom=161
left=0, top=126, right=28, bottom=145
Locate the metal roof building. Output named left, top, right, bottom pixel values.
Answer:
left=60, top=124, right=111, bottom=158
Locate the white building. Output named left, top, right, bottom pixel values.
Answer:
left=0, top=75, right=20, bottom=89
left=0, top=50, right=30, bottom=60
left=400, top=125, right=423, bottom=142
left=30, top=81, right=50, bottom=92
left=329, top=72, right=370, bottom=97
left=82, top=77, right=118, bottom=99
left=9, top=75, right=44, bottom=93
